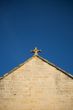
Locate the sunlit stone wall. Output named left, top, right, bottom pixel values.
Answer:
left=0, top=56, right=73, bottom=110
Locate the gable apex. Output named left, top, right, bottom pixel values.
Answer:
left=0, top=55, right=73, bottom=80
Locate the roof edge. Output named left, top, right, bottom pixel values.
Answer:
left=0, top=55, right=73, bottom=80
left=37, top=55, right=73, bottom=79
left=0, top=56, right=34, bottom=80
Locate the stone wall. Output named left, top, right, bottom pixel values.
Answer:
left=0, top=56, right=73, bottom=110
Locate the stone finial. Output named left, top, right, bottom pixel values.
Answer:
left=31, top=47, right=41, bottom=56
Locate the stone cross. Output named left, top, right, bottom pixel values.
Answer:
left=31, top=47, right=41, bottom=55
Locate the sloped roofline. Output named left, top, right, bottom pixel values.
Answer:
left=0, top=55, right=73, bottom=80
left=37, top=55, right=73, bottom=79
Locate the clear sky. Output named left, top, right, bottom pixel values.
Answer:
left=0, top=0, right=73, bottom=76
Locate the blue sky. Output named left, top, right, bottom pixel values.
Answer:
left=0, top=0, right=73, bottom=76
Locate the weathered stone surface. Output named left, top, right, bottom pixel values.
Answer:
left=0, top=56, right=73, bottom=110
